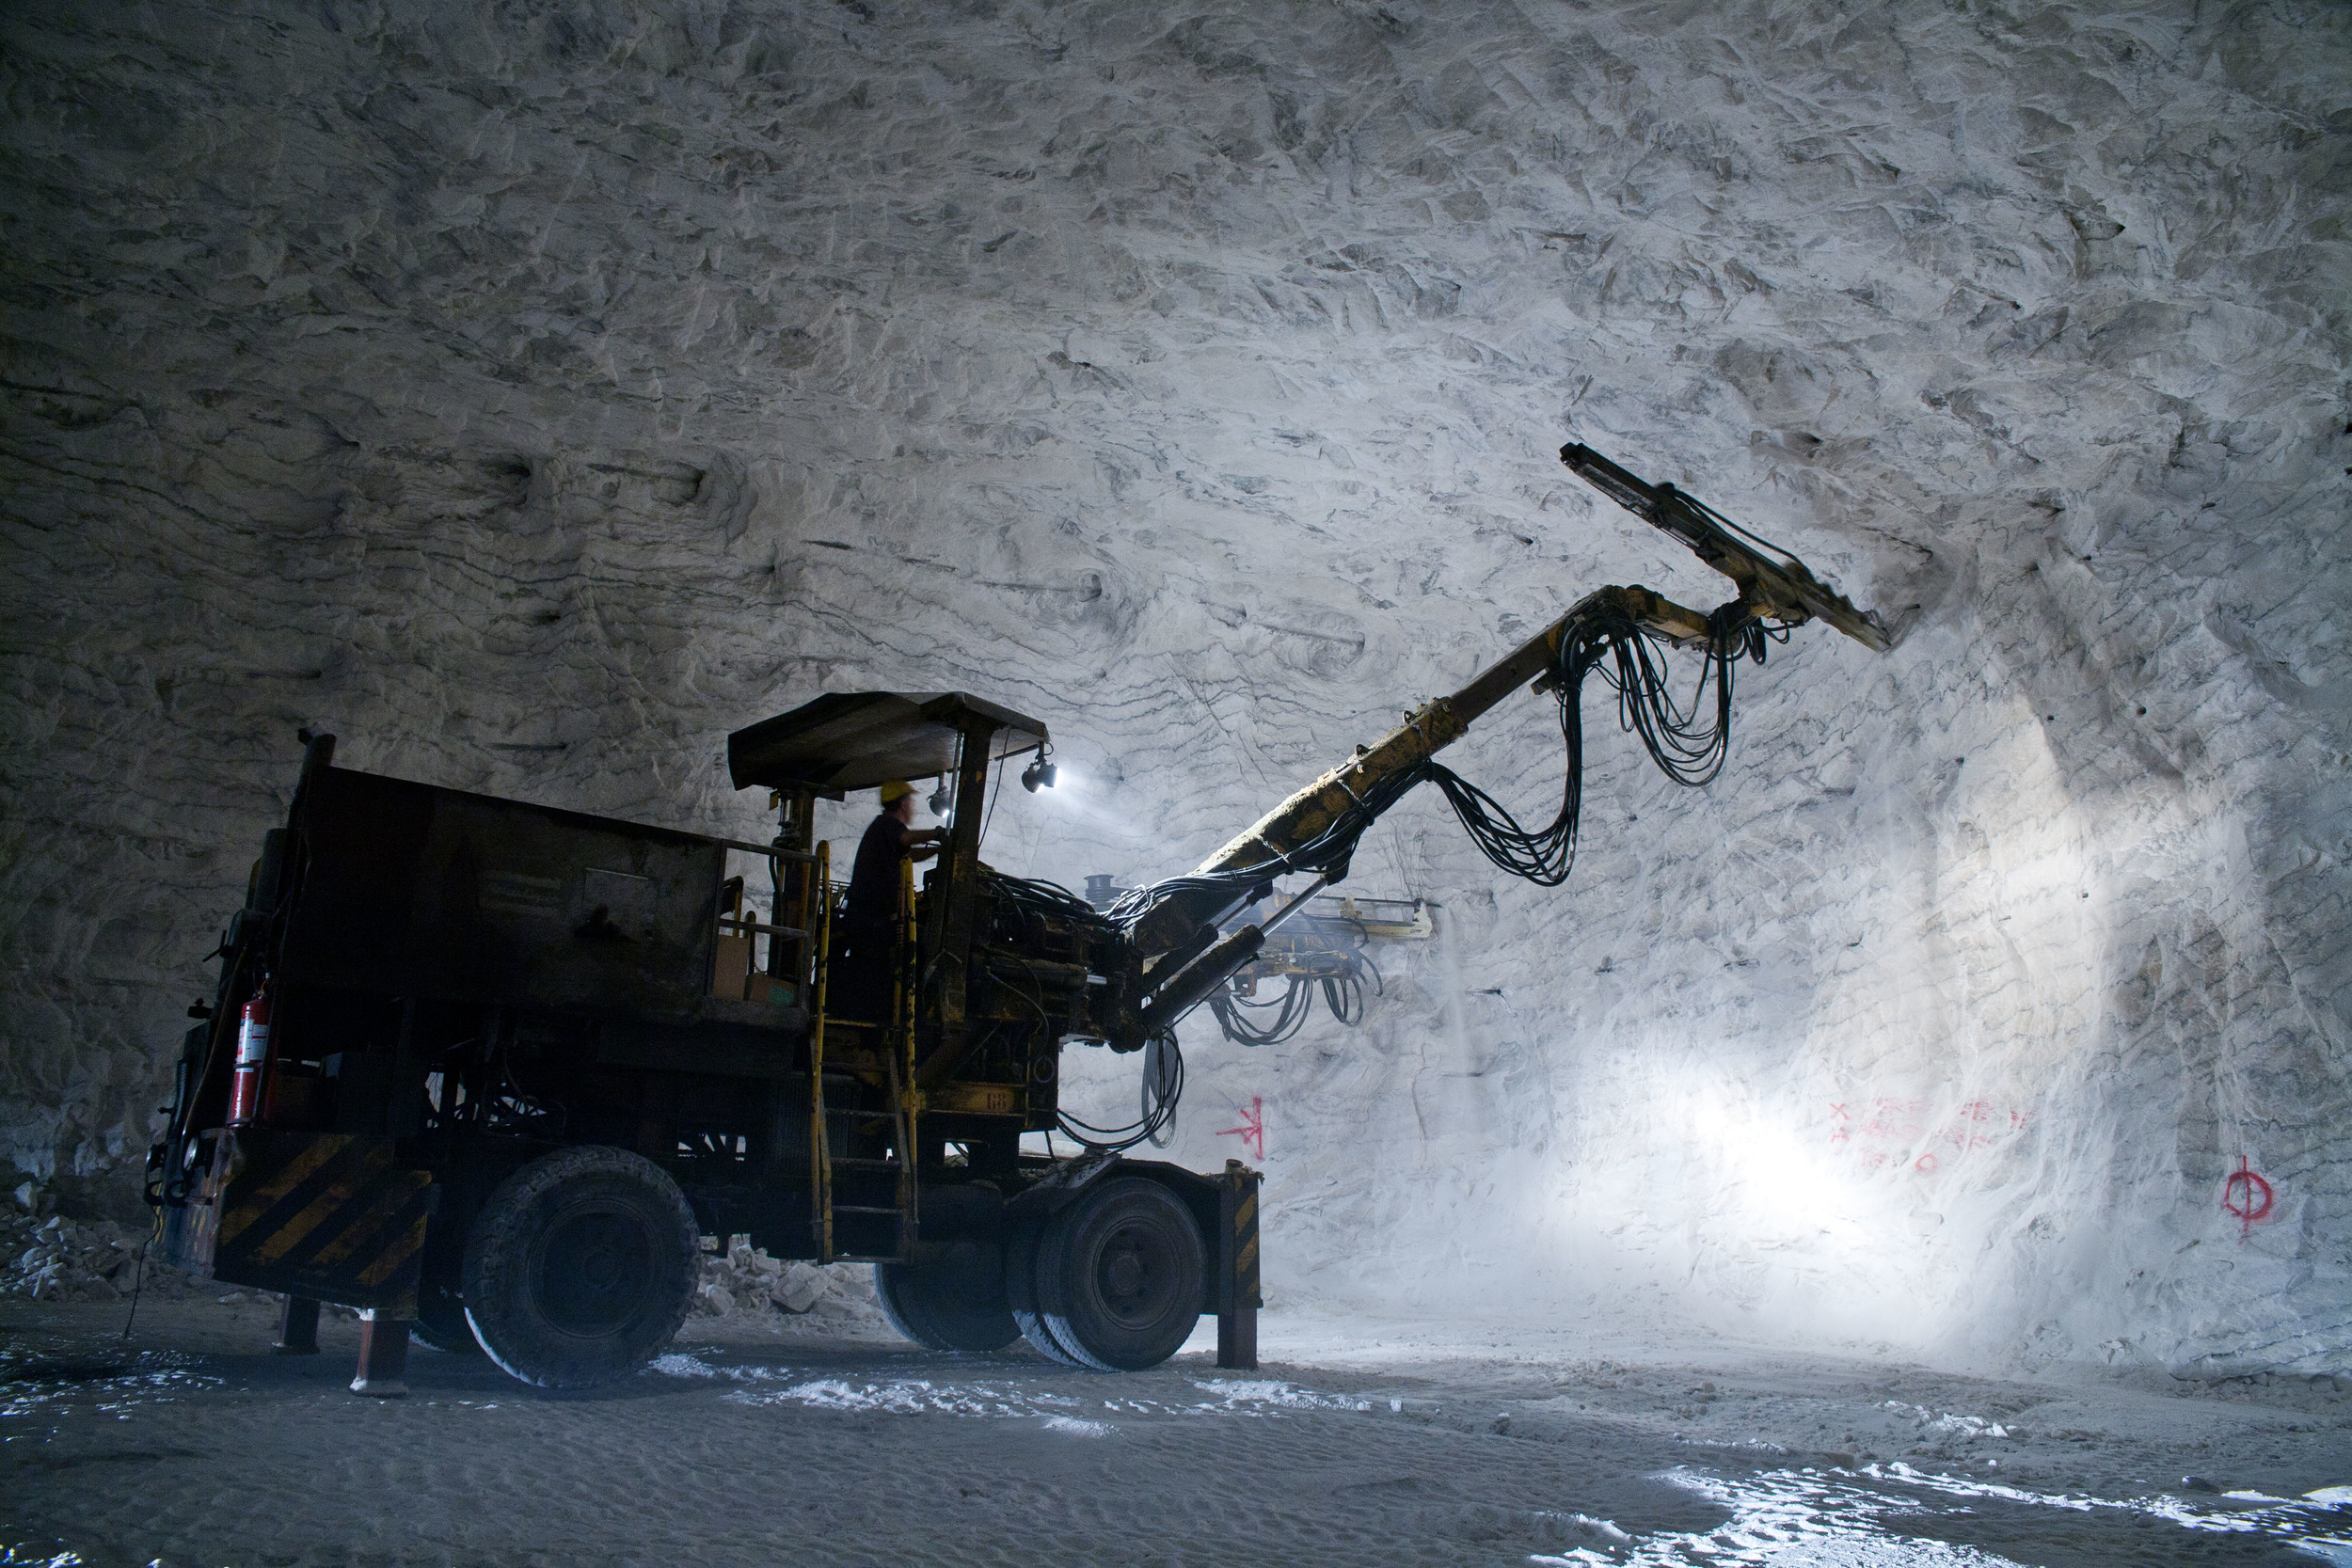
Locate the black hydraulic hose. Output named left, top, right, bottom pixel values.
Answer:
left=1120, top=598, right=1787, bottom=1053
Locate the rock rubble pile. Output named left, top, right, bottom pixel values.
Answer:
left=2, top=1206, right=191, bottom=1305
left=0, top=1195, right=883, bottom=1326
left=693, top=1233, right=883, bottom=1327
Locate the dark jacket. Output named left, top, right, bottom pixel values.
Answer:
left=844, top=811, right=909, bottom=929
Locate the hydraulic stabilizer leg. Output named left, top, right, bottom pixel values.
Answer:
left=1216, top=1160, right=1262, bottom=1370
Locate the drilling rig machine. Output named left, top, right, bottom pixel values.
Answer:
left=150, top=443, right=1892, bottom=1394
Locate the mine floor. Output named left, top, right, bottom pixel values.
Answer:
left=4, top=1298, right=2347, bottom=1566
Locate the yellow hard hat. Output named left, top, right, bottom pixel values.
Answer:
left=878, top=780, right=915, bottom=804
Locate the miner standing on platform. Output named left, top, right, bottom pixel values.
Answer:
left=835, top=780, right=943, bottom=1018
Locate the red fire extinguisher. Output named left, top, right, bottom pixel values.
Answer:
left=228, top=979, right=272, bottom=1126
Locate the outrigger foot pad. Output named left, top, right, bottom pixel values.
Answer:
left=272, top=1294, right=322, bottom=1356
left=350, top=1310, right=410, bottom=1397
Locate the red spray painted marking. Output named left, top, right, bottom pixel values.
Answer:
left=2223, top=1156, right=2273, bottom=1242
left=1217, top=1097, right=1265, bottom=1163
left=1828, top=1092, right=2034, bottom=1171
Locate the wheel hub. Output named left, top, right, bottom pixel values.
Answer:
left=1104, top=1249, right=1146, bottom=1298
left=533, top=1203, right=655, bottom=1336
left=1093, top=1222, right=1177, bottom=1327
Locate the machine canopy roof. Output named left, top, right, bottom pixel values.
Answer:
left=726, top=691, right=1049, bottom=795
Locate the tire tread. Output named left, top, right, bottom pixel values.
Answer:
left=461, top=1145, right=699, bottom=1389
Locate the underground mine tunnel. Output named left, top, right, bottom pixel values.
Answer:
left=3, top=2, right=2347, bottom=1564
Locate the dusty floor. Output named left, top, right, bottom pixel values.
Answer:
left=3, top=1296, right=2347, bottom=1567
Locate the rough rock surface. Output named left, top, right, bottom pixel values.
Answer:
left=0, top=1204, right=192, bottom=1307
left=2, top=1, right=2345, bottom=1376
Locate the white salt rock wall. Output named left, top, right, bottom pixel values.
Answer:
left=1, top=1, right=2344, bottom=1373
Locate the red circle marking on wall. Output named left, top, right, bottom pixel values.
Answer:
left=2223, top=1156, right=2274, bottom=1241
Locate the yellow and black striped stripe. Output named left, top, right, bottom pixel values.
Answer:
left=1217, top=1163, right=1262, bottom=1313
left=1231, top=1181, right=1260, bottom=1303
left=214, top=1132, right=436, bottom=1314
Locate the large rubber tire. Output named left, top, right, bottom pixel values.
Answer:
left=1007, top=1210, right=1085, bottom=1366
left=875, top=1243, right=1022, bottom=1353
left=1037, top=1178, right=1205, bottom=1371
left=461, top=1146, right=699, bottom=1389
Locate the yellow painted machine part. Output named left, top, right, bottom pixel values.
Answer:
left=892, top=856, right=919, bottom=1244
left=809, top=839, right=833, bottom=1262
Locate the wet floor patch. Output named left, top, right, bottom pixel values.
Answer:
left=650, top=1354, right=1377, bottom=1425
left=1, top=1545, right=97, bottom=1567
left=1522, top=1462, right=2352, bottom=1566
left=0, top=1349, right=223, bottom=1427
left=644, top=1356, right=2351, bottom=1560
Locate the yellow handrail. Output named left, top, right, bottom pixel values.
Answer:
left=892, top=856, right=919, bottom=1252
left=808, top=841, right=833, bottom=1262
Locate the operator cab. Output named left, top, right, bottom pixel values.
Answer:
left=726, top=689, right=1053, bottom=1036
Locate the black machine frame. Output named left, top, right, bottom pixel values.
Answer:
left=150, top=442, right=1889, bottom=1394
left=154, top=698, right=1261, bottom=1393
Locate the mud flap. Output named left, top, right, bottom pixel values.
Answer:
left=189, top=1131, right=437, bottom=1318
